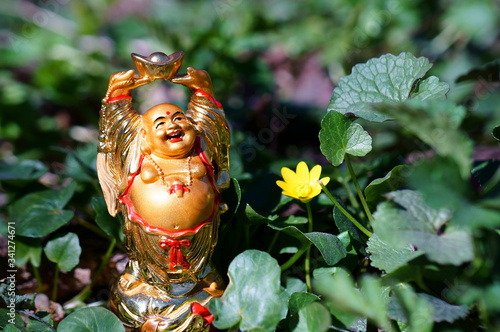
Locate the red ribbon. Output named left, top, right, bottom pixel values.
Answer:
left=191, top=303, right=214, bottom=325
left=168, top=183, right=190, bottom=195
left=159, top=237, right=191, bottom=270
left=106, top=94, right=131, bottom=103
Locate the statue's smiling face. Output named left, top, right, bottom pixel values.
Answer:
left=142, top=104, right=196, bottom=158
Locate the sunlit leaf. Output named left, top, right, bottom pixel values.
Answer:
left=319, top=111, right=372, bottom=166
left=12, top=182, right=76, bottom=238
left=367, top=234, right=422, bottom=273
left=328, top=52, right=434, bottom=122
left=44, top=232, right=81, bottom=272
left=14, top=237, right=42, bottom=268
left=410, top=76, right=449, bottom=100
left=209, top=250, right=288, bottom=331
left=57, top=307, right=125, bottom=332
left=373, top=190, right=474, bottom=265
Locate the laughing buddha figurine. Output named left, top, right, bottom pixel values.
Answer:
left=96, top=51, right=230, bottom=331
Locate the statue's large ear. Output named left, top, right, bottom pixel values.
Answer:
left=140, top=127, right=152, bottom=155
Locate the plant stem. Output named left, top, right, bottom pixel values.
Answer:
left=32, top=264, right=43, bottom=293
left=318, top=181, right=372, bottom=238
left=51, top=266, right=59, bottom=301
left=267, top=231, right=280, bottom=253
left=65, top=238, right=116, bottom=305
left=280, top=246, right=308, bottom=271
left=305, top=202, right=313, bottom=292
left=340, top=177, right=359, bottom=209
left=345, top=155, right=374, bottom=223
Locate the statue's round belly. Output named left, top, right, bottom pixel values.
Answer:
left=128, top=179, right=215, bottom=232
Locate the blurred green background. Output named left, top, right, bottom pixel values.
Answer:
left=1, top=0, right=499, bottom=214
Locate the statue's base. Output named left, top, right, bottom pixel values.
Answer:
left=110, top=262, right=223, bottom=332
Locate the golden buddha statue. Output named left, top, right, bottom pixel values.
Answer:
left=96, top=51, right=230, bottom=331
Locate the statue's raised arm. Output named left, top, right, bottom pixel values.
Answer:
left=171, top=67, right=230, bottom=191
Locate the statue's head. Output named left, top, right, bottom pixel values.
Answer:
left=141, top=103, right=197, bottom=158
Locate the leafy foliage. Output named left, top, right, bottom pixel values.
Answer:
left=210, top=250, right=288, bottom=331
left=57, top=307, right=125, bottom=332
left=1, top=1, right=499, bottom=330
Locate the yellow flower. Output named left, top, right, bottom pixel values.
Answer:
left=276, top=161, right=330, bottom=202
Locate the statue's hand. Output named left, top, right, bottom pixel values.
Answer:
left=106, top=69, right=153, bottom=99
left=171, top=67, right=213, bottom=93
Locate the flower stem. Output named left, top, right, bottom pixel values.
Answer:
left=318, top=181, right=372, bottom=238
left=305, top=202, right=313, bottom=292
left=280, top=246, right=308, bottom=271
left=345, top=155, right=374, bottom=223
left=267, top=231, right=280, bottom=253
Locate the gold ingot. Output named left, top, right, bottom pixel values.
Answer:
left=131, top=51, right=184, bottom=80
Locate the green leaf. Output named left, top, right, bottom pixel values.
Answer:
left=291, top=302, right=331, bottom=332
left=209, top=250, right=288, bottom=332
left=44, top=232, right=81, bottom=272
left=268, top=223, right=347, bottom=265
left=419, top=293, right=469, bottom=323
left=315, top=269, right=390, bottom=330
left=388, top=285, right=434, bottom=332
left=12, top=182, right=76, bottom=238
left=456, top=59, right=500, bottom=83
left=367, top=234, right=423, bottom=273
left=288, top=292, right=320, bottom=316
left=14, top=237, right=42, bottom=268
left=319, top=111, right=372, bottom=166
left=333, top=206, right=367, bottom=256
left=57, top=306, right=125, bottom=332
left=409, top=157, right=500, bottom=229
left=3, top=324, right=23, bottom=332
left=373, top=190, right=474, bottom=266
left=410, top=76, right=449, bottom=100
left=373, top=99, right=472, bottom=178
left=0, top=309, right=24, bottom=329
left=304, top=232, right=347, bottom=266
left=61, top=143, right=97, bottom=182
left=245, top=204, right=272, bottom=224
left=0, top=160, right=48, bottom=181
left=92, top=196, right=124, bottom=242
left=328, top=52, right=434, bottom=122
left=364, top=165, right=409, bottom=207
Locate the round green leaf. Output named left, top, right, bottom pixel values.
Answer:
left=209, top=250, right=288, bottom=331
left=57, top=307, right=125, bottom=332
left=44, top=232, right=81, bottom=272
left=328, top=52, right=434, bottom=122
left=319, top=111, right=372, bottom=166
left=12, top=182, right=76, bottom=238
